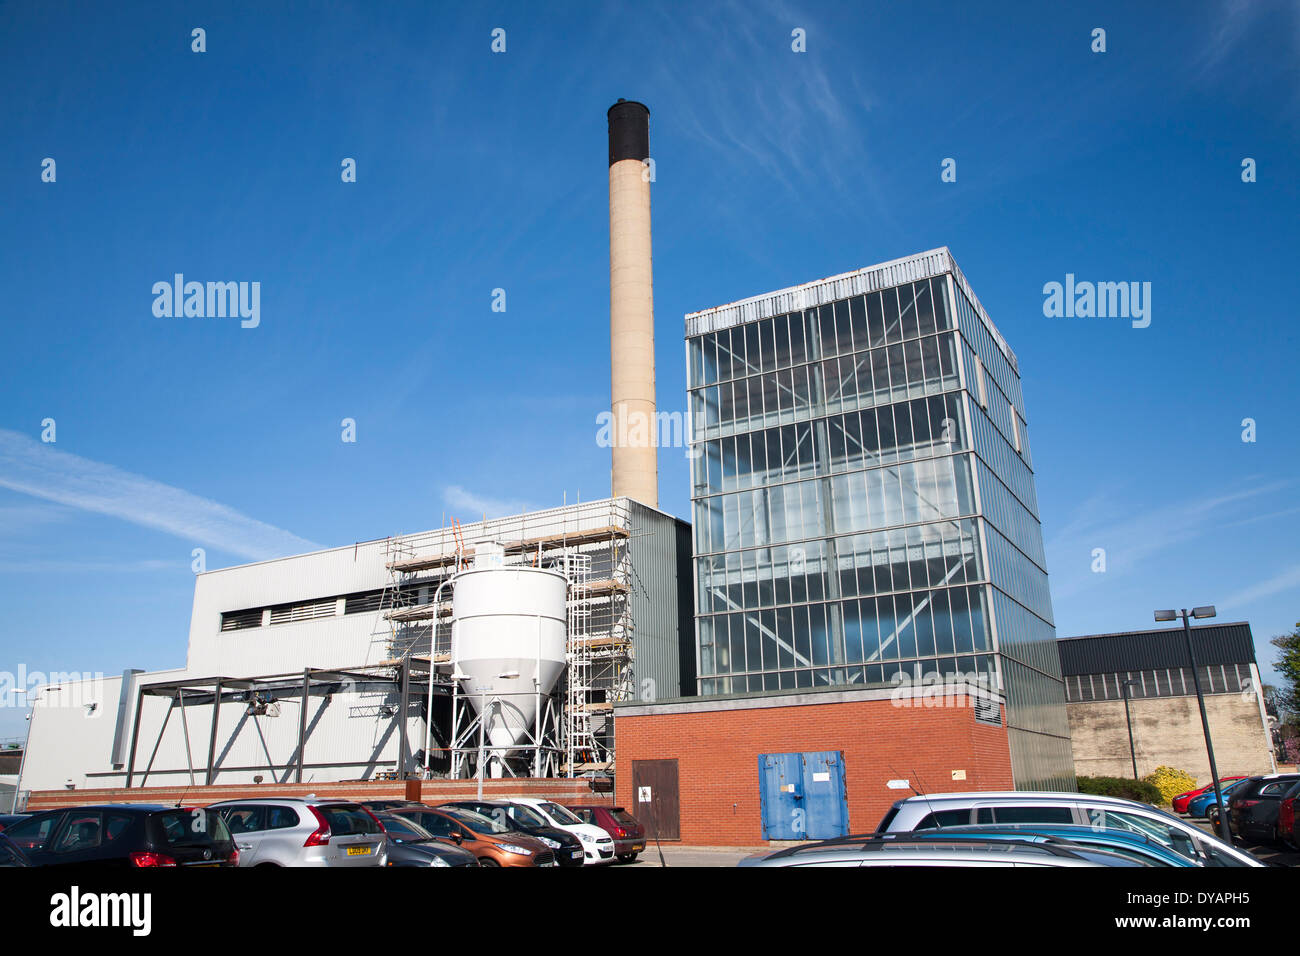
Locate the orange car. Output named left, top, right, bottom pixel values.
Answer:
left=389, top=806, right=556, bottom=867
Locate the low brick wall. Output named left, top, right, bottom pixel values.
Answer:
left=26, top=777, right=613, bottom=811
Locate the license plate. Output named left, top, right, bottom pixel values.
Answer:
left=632, top=843, right=645, bottom=851
left=347, top=846, right=372, bottom=856
left=571, top=850, right=584, bottom=858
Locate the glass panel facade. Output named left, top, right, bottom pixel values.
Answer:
left=687, top=268, right=1074, bottom=790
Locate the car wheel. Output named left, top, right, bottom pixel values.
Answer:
left=479, top=857, right=500, bottom=867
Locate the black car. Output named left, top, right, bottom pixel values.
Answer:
left=1228, top=774, right=1300, bottom=844
left=0, top=833, right=31, bottom=867
left=359, top=800, right=422, bottom=813
left=441, top=800, right=585, bottom=867
left=0, top=814, right=29, bottom=832
left=375, top=812, right=479, bottom=867
left=2, top=804, right=239, bottom=867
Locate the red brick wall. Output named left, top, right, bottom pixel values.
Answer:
left=615, top=696, right=1013, bottom=845
left=26, top=777, right=613, bottom=812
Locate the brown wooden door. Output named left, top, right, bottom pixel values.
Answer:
left=631, top=758, right=680, bottom=840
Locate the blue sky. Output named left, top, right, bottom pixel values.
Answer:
left=1, top=1, right=1297, bottom=740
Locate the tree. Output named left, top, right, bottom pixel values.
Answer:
left=1270, top=626, right=1300, bottom=716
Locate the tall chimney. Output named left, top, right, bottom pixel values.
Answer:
left=607, top=99, right=658, bottom=508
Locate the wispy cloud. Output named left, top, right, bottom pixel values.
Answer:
left=650, top=0, right=881, bottom=211
left=0, top=430, right=318, bottom=561
left=443, top=485, right=533, bottom=520
left=0, top=558, right=181, bottom=574
left=1220, top=562, right=1300, bottom=611
left=1046, top=480, right=1290, bottom=601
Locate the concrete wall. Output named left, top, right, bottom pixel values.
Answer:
left=615, top=686, right=1014, bottom=845
left=1067, top=693, right=1275, bottom=781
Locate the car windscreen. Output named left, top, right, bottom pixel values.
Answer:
left=318, top=805, right=382, bottom=835
left=506, top=805, right=549, bottom=828
left=609, top=809, right=640, bottom=827
left=538, top=802, right=583, bottom=825
left=445, top=808, right=509, bottom=834
left=379, top=814, right=431, bottom=841
left=155, top=809, right=231, bottom=846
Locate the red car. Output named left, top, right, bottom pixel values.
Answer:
left=1172, top=776, right=1247, bottom=814
left=1279, top=781, right=1298, bottom=851
left=565, top=805, right=646, bottom=863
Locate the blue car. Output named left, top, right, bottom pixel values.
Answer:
left=902, top=824, right=1200, bottom=866
left=1188, top=778, right=1250, bottom=819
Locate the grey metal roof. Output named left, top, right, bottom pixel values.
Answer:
left=1056, top=622, right=1257, bottom=675
left=682, top=246, right=1018, bottom=373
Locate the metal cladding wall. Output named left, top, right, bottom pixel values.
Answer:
left=1058, top=623, right=1258, bottom=675
left=19, top=496, right=694, bottom=792
left=626, top=501, right=695, bottom=701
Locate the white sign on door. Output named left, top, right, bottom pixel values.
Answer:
left=637, top=786, right=652, bottom=803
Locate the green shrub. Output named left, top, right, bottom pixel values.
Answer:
left=1143, top=766, right=1198, bottom=805
left=1075, top=775, right=1163, bottom=804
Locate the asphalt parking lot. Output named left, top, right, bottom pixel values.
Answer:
left=612, top=844, right=764, bottom=867
left=1187, top=820, right=1299, bottom=867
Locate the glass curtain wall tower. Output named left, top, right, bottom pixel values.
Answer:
left=685, top=248, right=1073, bottom=789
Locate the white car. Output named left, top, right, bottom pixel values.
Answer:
left=876, top=791, right=1264, bottom=867
left=512, top=797, right=616, bottom=865
left=208, top=797, right=388, bottom=868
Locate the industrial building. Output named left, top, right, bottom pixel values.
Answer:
left=614, top=247, right=1075, bottom=843
left=17, top=498, right=690, bottom=793
left=1060, top=621, right=1276, bottom=781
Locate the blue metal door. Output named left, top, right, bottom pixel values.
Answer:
left=758, top=751, right=848, bottom=840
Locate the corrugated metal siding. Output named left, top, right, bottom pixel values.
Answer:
left=1057, top=623, right=1256, bottom=676
left=626, top=502, right=694, bottom=701
left=684, top=246, right=1018, bottom=373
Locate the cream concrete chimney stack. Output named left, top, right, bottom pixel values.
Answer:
left=607, top=99, right=658, bottom=508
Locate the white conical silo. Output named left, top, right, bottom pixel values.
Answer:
left=450, top=562, right=567, bottom=775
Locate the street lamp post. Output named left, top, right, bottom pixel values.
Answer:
left=1121, top=677, right=1140, bottom=780
left=1155, top=605, right=1232, bottom=843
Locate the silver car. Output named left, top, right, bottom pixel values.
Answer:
left=209, top=797, right=387, bottom=867
left=875, top=791, right=1263, bottom=867
left=740, top=836, right=1113, bottom=867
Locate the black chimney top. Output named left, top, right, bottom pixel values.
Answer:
left=608, top=100, right=650, bottom=167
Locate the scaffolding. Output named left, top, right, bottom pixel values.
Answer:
left=375, top=499, right=635, bottom=778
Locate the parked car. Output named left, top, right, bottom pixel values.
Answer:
left=0, top=832, right=31, bottom=867
left=1227, top=774, right=1300, bottom=845
left=875, top=791, right=1263, bottom=867
left=389, top=805, right=555, bottom=867
left=1188, top=777, right=1251, bottom=820
left=899, top=824, right=1199, bottom=866
left=0, top=814, right=29, bottom=832
left=209, top=797, right=387, bottom=867
left=740, top=834, right=1115, bottom=867
left=508, top=797, right=616, bottom=865
left=566, top=804, right=647, bottom=862
left=1278, top=780, right=1299, bottom=851
left=1, top=804, right=238, bottom=867
left=359, top=800, right=422, bottom=813
left=440, top=800, right=584, bottom=867
left=1172, top=776, right=1247, bottom=815
left=374, top=812, right=478, bottom=867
